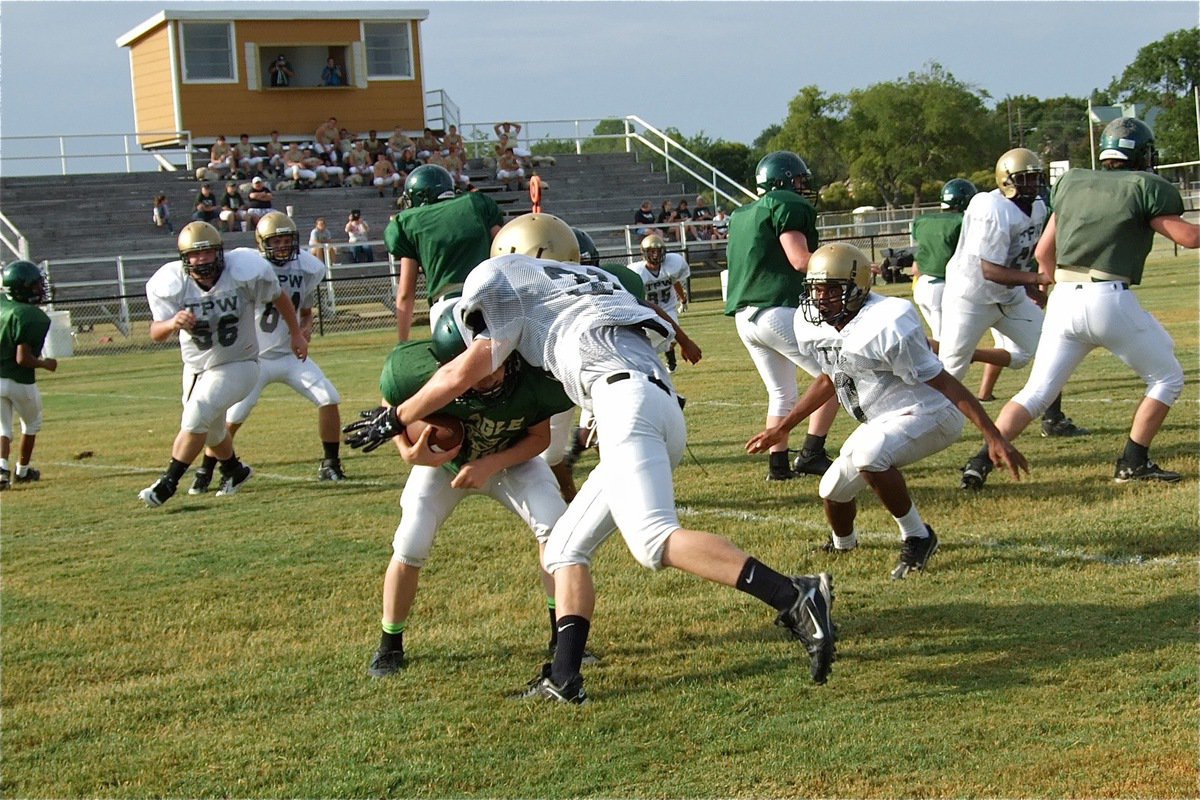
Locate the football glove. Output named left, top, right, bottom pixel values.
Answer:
left=343, top=406, right=404, bottom=453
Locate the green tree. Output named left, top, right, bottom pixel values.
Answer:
left=1107, top=27, right=1200, bottom=162
left=843, top=63, right=994, bottom=208
left=992, top=95, right=1092, bottom=168
left=767, top=85, right=849, bottom=190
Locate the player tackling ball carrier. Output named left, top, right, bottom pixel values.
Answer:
left=344, top=212, right=837, bottom=703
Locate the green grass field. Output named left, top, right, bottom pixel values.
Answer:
left=3, top=245, right=1197, bottom=798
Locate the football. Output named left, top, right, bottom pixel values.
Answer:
left=404, top=413, right=466, bottom=453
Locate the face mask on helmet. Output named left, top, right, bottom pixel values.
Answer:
left=995, top=148, right=1045, bottom=201
left=2, top=260, right=50, bottom=304
left=640, top=235, right=666, bottom=267
left=799, top=243, right=872, bottom=327
left=178, top=221, right=225, bottom=287
left=256, top=211, right=300, bottom=266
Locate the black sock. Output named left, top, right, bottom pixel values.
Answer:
left=199, top=454, right=218, bottom=474
left=1122, top=438, right=1149, bottom=466
left=165, top=458, right=189, bottom=484
left=974, top=444, right=992, bottom=465
left=218, top=452, right=243, bottom=477
left=380, top=629, right=404, bottom=654
left=550, top=615, right=589, bottom=686
left=547, top=600, right=558, bottom=648
left=322, top=441, right=340, bottom=461
left=802, top=433, right=827, bottom=455
left=1044, top=394, right=1064, bottom=421
left=735, top=558, right=799, bottom=612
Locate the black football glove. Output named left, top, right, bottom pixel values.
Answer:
left=343, top=406, right=404, bottom=453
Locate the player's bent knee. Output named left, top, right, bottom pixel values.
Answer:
left=1147, top=363, right=1185, bottom=406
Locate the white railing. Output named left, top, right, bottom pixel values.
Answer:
left=0, top=131, right=194, bottom=177
left=0, top=211, right=30, bottom=262
left=425, top=89, right=460, bottom=133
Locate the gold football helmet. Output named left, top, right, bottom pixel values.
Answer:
left=490, top=212, right=581, bottom=263
left=994, top=148, right=1045, bottom=200
left=640, top=234, right=666, bottom=267
left=177, top=221, right=225, bottom=285
left=255, top=211, right=299, bottom=266
left=801, top=242, right=872, bottom=326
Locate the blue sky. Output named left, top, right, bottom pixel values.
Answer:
left=1, top=1, right=1195, bottom=149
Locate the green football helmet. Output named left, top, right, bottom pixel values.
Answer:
left=2, top=260, right=49, bottom=304
left=995, top=148, right=1045, bottom=200
left=403, top=164, right=456, bottom=208
left=755, top=151, right=813, bottom=197
left=572, top=227, right=600, bottom=267
left=429, top=309, right=469, bottom=364
left=491, top=213, right=581, bottom=263
left=800, top=242, right=872, bottom=327
left=940, top=178, right=977, bottom=212
left=1098, top=117, right=1156, bottom=171
left=255, top=211, right=299, bottom=266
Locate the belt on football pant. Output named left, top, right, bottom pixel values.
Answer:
left=606, top=371, right=671, bottom=395
left=431, top=285, right=464, bottom=305
left=1056, top=266, right=1128, bottom=289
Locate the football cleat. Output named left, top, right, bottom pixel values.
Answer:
left=0, top=468, right=10, bottom=491
left=891, top=526, right=939, bottom=580
left=959, top=455, right=992, bottom=490
left=14, top=467, right=41, bottom=483
left=1113, top=458, right=1181, bottom=484
left=519, top=663, right=587, bottom=704
left=215, top=464, right=254, bottom=497
left=775, top=573, right=836, bottom=684
left=793, top=448, right=833, bottom=477
left=188, top=469, right=213, bottom=495
left=138, top=476, right=178, bottom=508
left=367, top=647, right=406, bottom=678
left=665, top=350, right=678, bottom=374
left=318, top=458, right=347, bottom=481
left=1041, top=416, right=1089, bottom=438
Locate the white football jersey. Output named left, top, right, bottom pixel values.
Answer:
left=458, top=254, right=670, bottom=408
left=629, top=252, right=690, bottom=312
left=945, top=189, right=1046, bottom=305
left=793, top=294, right=951, bottom=423
left=146, top=249, right=281, bottom=372
left=231, top=248, right=325, bottom=358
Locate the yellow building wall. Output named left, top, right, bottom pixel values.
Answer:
left=130, top=26, right=177, bottom=147
left=176, top=18, right=427, bottom=140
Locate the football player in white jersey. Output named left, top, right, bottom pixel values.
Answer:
left=747, top=244, right=1028, bottom=579
left=629, top=234, right=690, bottom=372
left=939, top=149, right=1084, bottom=490
left=349, top=213, right=838, bottom=702
left=187, top=212, right=347, bottom=493
left=139, top=221, right=307, bottom=507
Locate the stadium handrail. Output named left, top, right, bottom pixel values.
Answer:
left=0, top=130, right=195, bottom=177
left=0, top=211, right=31, bottom=263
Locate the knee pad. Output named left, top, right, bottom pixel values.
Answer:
left=1147, top=360, right=1185, bottom=407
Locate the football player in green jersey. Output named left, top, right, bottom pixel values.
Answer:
left=384, top=165, right=503, bottom=341
left=0, top=260, right=57, bottom=489
left=971, top=118, right=1198, bottom=485
left=352, top=324, right=585, bottom=678
left=725, top=151, right=840, bottom=482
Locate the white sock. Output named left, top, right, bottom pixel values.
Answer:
left=831, top=530, right=857, bottom=551
left=895, top=504, right=927, bottom=540
left=15, top=463, right=29, bottom=478
left=0, top=458, right=8, bottom=472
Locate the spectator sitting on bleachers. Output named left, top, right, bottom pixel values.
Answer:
left=442, top=124, right=463, bottom=153
left=245, top=177, right=274, bottom=227
left=364, top=130, right=385, bottom=161
left=395, top=146, right=421, bottom=178
left=443, top=143, right=469, bottom=189
left=711, top=207, right=730, bottom=240
left=283, top=144, right=317, bottom=188
left=373, top=153, right=402, bottom=197
left=494, top=121, right=522, bottom=139
left=153, top=193, right=173, bottom=234
left=301, top=146, right=331, bottom=187
left=265, top=131, right=287, bottom=178
left=657, top=199, right=680, bottom=241
left=387, top=126, right=415, bottom=161
left=234, top=133, right=264, bottom=178
left=691, top=195, right=714, bottom=240
left=496, top=148, right=525, bottom=191
left=206, top=136, right=233, bottom=178
left=219, top=181, right=248, bottom=232
left=634, top=200, right=656, bottom=237
left=415, top=127, right=441, bottom=161
left=309, top=216, right=337, bottom=264
left=675, top=198, right=694, bottom=241
left=337, top=128, right=354, bottom=165
left=346, top=140, right=372, bottom=186
left=193, top=183, right=219, bottom=223
left=314, top=117, right=342, bottom=165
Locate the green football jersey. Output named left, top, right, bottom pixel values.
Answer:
left=0, top=296, right=51, bottom=385
left=724, top=190, right=818, bottom=315
left=378, top=341, right=573, bottom=472
left=910, top=211, right=963, bottom=280
left=1050, top=169, right=1185, bottom=285
left=383, top=193, right=504, bottom=299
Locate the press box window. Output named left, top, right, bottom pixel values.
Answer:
left=181, top=22, right=236, bottom=82
left=363, top=22, right=413, bottom=79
